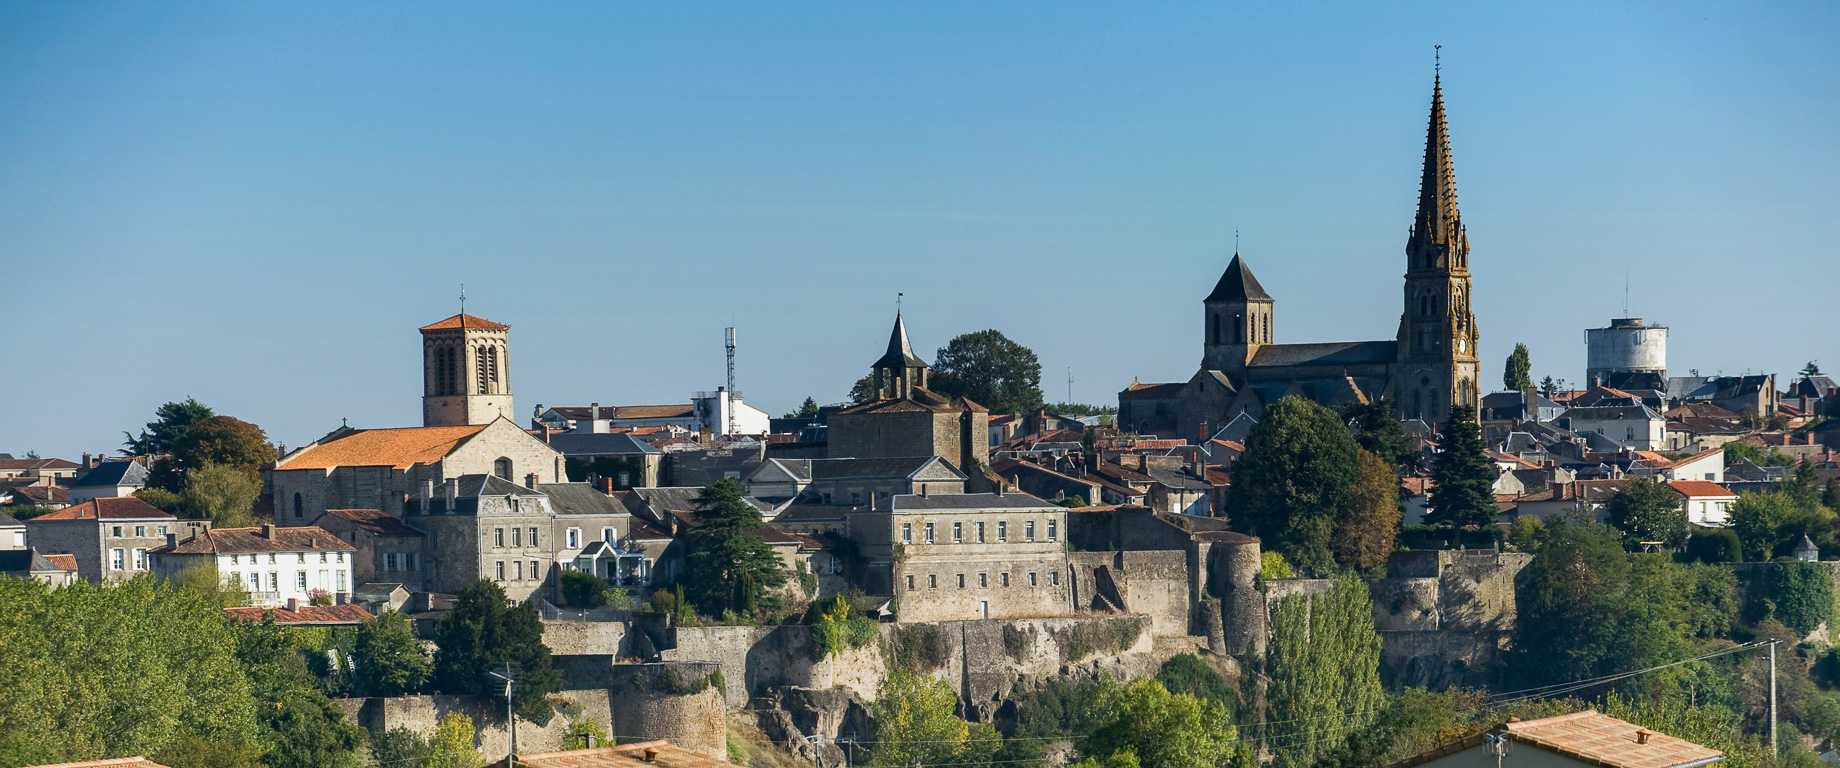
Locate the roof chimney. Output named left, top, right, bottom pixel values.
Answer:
left=263, top=524, right=277, bottom=540
left=996, top=482, right=1004, bottom=497
left=285, top=597, right=299, bottom=612
left=165, top=533, right=177, bottom=549
left=525, top=473, right=539, bottom=491
left=644, top=747, right=660, bottom=763
left=82, top=452, right=92, bottom=468
left=443, top=478, right=458, bottom=512
left=591, top=402, right=601, bottom=420
left=1636, top=729, right=1652, bottom=745
left=919, top=484, right=928, bottom=498
left=600, top=477, right=614, bottom=494
left=542, top=425, right=553, bottom=443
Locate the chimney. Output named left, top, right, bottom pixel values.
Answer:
left=285, top=597, right=299, bottom=612
left=600, top=477, right=614, bottom=494
left=591, top=402, right=601, bottom=420
left=919, top=484, right=928, bottom=497
left=443, top=478, right=458, bottom=512
left=165, top=533, right=177, bottom=549
left=542, top=425, right=553, bottom=443
left=263, top=524, right=277, bottom=540
left=644, top=747, right=659, bottom=763
left=1525, top=386, right=1538, bottom=423
left=581, top=732, right=594, bottom=749
left=1635, top=729, right=1652, bottom=745
left=82, top=452, right=92, bottom=468
left=525, top=473, right=539, bottom=491
left=534, top=403, right=544, bottom=419
left=996, top=482, right=1005, bottom=497
left=419, top=480, right=433, bottom=512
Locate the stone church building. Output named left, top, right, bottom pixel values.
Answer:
left=1120, top=76, right=1480, bottom=441
left=828, top=312, right=992, bottom=478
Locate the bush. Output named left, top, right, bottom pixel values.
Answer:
left=1260, top=551, right=1293, bottom=580
left=559, top=570, right=610, bottom=608
left=1688, top=529, right=1741, bottom=563
left=1154, top=654, right=1237, bottom=709
left=1771, top=562, right=1835, bottom=635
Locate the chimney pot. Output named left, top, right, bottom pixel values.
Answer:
left=591, top=402, right=601, bottom=420
left=1636, top=729, right=1652, bottom=744
left=263, top=524, right=276, bottom=540
left=526, top=473, right=539, bottom=491
left=644, top=748, right=659, bottom=763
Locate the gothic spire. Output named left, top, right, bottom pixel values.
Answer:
left=1408, top=72, right=1467, bottom=268
left=873, top=311, right=929, bottom=370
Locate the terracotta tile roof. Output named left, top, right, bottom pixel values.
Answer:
left=277, top=425, right=488, bottom=470
left=490, top=740, right=733, bottom=768
left=21, top=758, right=172, bottom=768
left=1667, top=480, right=1736, bottom=498
left=42, top=553, right=78, bottom=571
left=419, top=313, right=509, bottom=331
left=6, top=484, right=69, bottom=505
left=224, top=604, right=373, bottom=625
left=317, top=508, right=425, bottom=537
left=31, top=497, right=173, bottom=521
left=1504, top=709, right=1722, bottom=768
left=152, top=525, right=356, bottom=555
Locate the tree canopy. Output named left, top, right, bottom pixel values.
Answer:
left=1504, top=343, right=1533, bottom=391
left=783, top=397, right=821, bottom=419
left=431, top=580, right=564, bottom=722
left=124, top=397, right=214, bottom=456
left=1228, top=395, right=1357, bottom=574
left=1265, top=574, right=1384, bottom=768
left=353, top=610, right=431, bottom=698
left=1512, top=518, right=1691, bottom=691
left=1605, top=479, right=1689, bottom=547
left=929, top=330, right=1044, bottom=414
left=867, top=670, right=1001, bottom=768
left=1341, top=398, right=1410, bottom=473
left=684, top=478, right=788, bottom=617
left=178, top=462, right=263, bottom=527
left=1081, top=678, right=1240, bottom=768
left=173, top=416, right=278, bottom=477
left=1424, top=405, right=1496, bottom=530
left=1334, top=449, right=1402, bottom=570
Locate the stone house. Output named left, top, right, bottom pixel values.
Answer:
left=24, top=497, right=207, bottom=583
left=848, top=491, right=1072, bottom=622
left=312, top=508, right=427, bottom=592
left=0, top=549, right=78, bottom=588
left=546, top=482, right=663, bottom=589
left=269, top=417, right=565, bottom=521
left=404, top=474, right=558, bottom=603
left=68, top=459, right=149, bottom=503
left=1558, top=399, right=1667, bottom=451
left=0, top=456, right=80, bottom=481
left=542, top=429, right=663, bottom=489
left=150, top=524, right=356, bottom=606
left=0, top=510, right=23, bottom=550
left=744, top=456, right=966, bottom=509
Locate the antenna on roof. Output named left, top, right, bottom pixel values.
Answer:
left=1067, top=367, right=1074, bottom=404
left=1234, top=229, right=1239, bottom=254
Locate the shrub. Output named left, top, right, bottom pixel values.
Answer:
left=1260, top=551, right=1293, bottom=580
left=1771, top=562, right=1835, bottom=635
left=1687, top=528, right=1741, bottom=564
left=559, top=570, right=610, bottom=608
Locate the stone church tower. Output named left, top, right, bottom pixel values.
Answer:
left=1395, top=74, right=1480, bottom=423
left=420, top=314, right=515, bottom=427
left=1201, top=252, right=1274, bottom=377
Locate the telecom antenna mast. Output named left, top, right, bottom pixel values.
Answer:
left=725, top=326, right=738, bottom=438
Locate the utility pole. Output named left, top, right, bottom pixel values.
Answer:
left=1770, top=640, right=1779, bottom=758
left=488, top=664, right=520, bottom=766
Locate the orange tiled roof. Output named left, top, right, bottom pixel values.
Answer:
left=21, top=758, right=172, bottom=768
left=153, top=526, right=355, bottom=555
left=224, top=604, right=373, bottom=625
left=419, top=314, right=509, bottom=331
left=31, top=497, right=173, bottom=521
left=490, top=740, right=732, bottom=768
left=1505, top=709, right=1721, bottom=768
left=277, top=425, right=488, bottom=470
left=42, top=553, right=78, bottom=571
left=1667, top=480, right=1736, bottom=498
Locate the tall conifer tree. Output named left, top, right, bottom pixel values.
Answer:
left=1425, top=404, right=1496, bottom=530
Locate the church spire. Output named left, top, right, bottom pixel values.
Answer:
left=871, top=310, right=929, bottom=400
left=1408, top=69, right=1468, bottom=272
left=874, top=311, right=929, bottom=370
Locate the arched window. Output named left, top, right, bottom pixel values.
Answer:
left=293, top=493, right=303, bottom=518
left=1211, top=313, right=1220, bottom=345
left=1233, top=314, right=1243, bottom=343
left=494, top=458, right=512, bottom=480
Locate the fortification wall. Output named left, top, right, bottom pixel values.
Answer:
left=337, top=690, right=611, bottom=757
left=542, top=619, right=629, bottom=657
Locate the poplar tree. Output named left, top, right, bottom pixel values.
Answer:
left=1425, top=405, right=1496, bottom=531
left=1503, top=343, right=1533, bottom=391
left=1264, top=574, right=1384, bottom=768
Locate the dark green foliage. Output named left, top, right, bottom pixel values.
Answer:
left=148, top=732, right=264, bottom=768
left=1041, top=402, right=1118, bottom=417
left=353, top=610, right=431, bottom=697
left=929, top=330, right=1045, bottom=414
left=783, top=397, right=822, bottom=419
left=1674, top=564, right=1740, bottom=639
left=1688, top=528, right=1742, bottom=563
left=1265, top=574, right=1384, bottom=768
left=1228, top=395, right=1358, bottom=574
left=810, top=595, right=879, bottom=661
left=1504, top=343, right=1533, bottom=391
left=258, top=690, right=367, bottom=768
left=1154, top=654, right=1237, bottom=711
left=171, top=416, right=278, bottom=477
left=1726, top=442, right=1799, bottom=468
left=1769, top=562, right=1834, bottom=635
left=1513, top=519, right=1691, bottom=693
left=1011, top=676, right=1111, bottom=741
left=431, top=580, right=564, bottom=723
left=1539, top=376, right=1558, bottom=398
left=564, top=456, right=645, bottom=487
left=369, top=727, right=431, bottom=768
left=684, top=478, right=788, bottom=617
left=124, top=397, right=214, bottom=456
left=1318, top=689, right=1575, bottom=768
left=559, top=569, right=612, bottom=608
left=1730, top=489, right=1832, bottom=562
left=1425, top=405, right=1496, bottom=531
left=1606, top=479, right=1691, bottom=547
left=1342, top=397, right=1410, bottom=473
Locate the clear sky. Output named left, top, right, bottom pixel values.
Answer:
left=3, top=1, right=1835, bottom=460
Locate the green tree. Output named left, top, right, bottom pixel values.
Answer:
left=1342, top=398, right=1410, bottom=473
left=684, top=478, right=788, bottom=616
left=1513, top=518, right=1691, bottom=692
left=1228, top=396, right=1358, bottom=574
left=1605, top=479, right=1690, bottom=547
left=172, top=562, right=252, bottom=608
left=1538, top=376, right=1559, bottom=398
left=929, top=330, right=1044, bottom=414
left=1333, top=449, right=1401, bottom=570
left=173, top=416, right=278, bottom=477
left=1504, top=343, right=1533, bottom=391
left=784, top=397, right=822, bottom=419
left=369, top=727, right=430, bottom=768
left=867, top=670, right=993, bottom=768
left=124, top=397, right=214, bottom=455
left=563, top=716, right=613, bottom=751
left=431, top=580, right=564, bottom=723
left=849, top=374, right=877, bottom=404
left=1424, top=405, right=1496, bottom=531
left=1264, top=574, right=1384, bottom=768
left=1083, top=678, right=1238, bottom=768
left=353, top=611, right=431, bottom=697
left=1153, top=654, right=1237, bottom=710
left=1804, top=361, right=1823, bottom=376
left=148, top=732, right=264, bottom=768
left=424, top=711, right=485, bottom=768
left=558, top=569, right=612, bottom=608
left=179, top=463, right=262, bottom=527
left=1729, top=491, right=1805, bottom=561
left=134, top=486, right=186, bottom=515
left=233, top=616, right=368, bottom=768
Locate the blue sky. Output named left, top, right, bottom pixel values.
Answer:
left=3, top=2, right=1835, bottom=459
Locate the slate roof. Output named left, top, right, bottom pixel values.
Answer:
left=1561, top=404, right=1662, bottom=421
left=224, top=604, right=374, bottom=625
left=277, top=425, right=489, bottom=470
left=833, top=388, right=987, bottom=415
left=419, top=313, right=509, bottom=331
left=318, top=508, right=424, bottom=537
left=31, top=497, right=173, bottom=521
left=72, top=460, right=149, bottom=488
left=770, top=504, right=852, bottom=523
left=761, top=456, right=959, bottom=483
left=1203, top=252, right=1273, bottom=302
left=0, top=548, right=72, bottom=574
left=873, top=311, right=930, bottom=369
left=152, top=525, right=356, bottom=555
left=877, top=492, right=1059, bottom=512
left=544, top=431, right=664, bottom=455
left=1119, top=381, right=1185, bottom=399
left=543, top=483, right=632, bottom=517
left=1248, top=340, right=1398, bottom=367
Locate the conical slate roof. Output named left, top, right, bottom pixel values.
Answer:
left=1203, top=252, right=1272, bottom=303
left=873, top=312, right=929, bottom=369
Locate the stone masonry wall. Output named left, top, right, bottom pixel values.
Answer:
left=337, top=690, right=611, bottom=758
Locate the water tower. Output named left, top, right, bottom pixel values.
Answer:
left=1585, top=318, right=1667, bottom=387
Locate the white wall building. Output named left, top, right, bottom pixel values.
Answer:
left=150, top=524, right=357, bottom=608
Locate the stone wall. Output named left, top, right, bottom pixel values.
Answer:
left=337, top=690, right=611, bottom=758
left=542, top=619, right=630, bottom=657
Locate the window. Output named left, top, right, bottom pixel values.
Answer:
left=602, top=528, right=614, bottom=543
left=293, top=493, right=303, bottom=518
left=906, top=575, right=915, bottom=590
left=267, top=573, right=278, bottom=591
left=1048, top=520, right=1057, bottom=541
left=1051, top=571, right=1061, bottom=586
left=953, top=523, right=963, bottom=543
left=494, top=458, right=512, bottom=480
left=111, top=549, right=124, bottom=570
left=998, top=521, right=1007, bottom=542
left=337, top=572, right=346, bottom=592
left=336, top=552, right=344, bottom=563
left=977, top=522, right=986, bottom=543
left=511, top=528, right=521, bottom=547
left=902, top=523, right=912, bottom=544
left=297, top=552, right=305, bottom=563
left=157, top=526, right=167, bottom=536
left=385, top=553, right=398, bottom=571
left=132, top=548, right=146, bottom=570
left=1026, top=521, right=1036, bottom=541
left=514, top=561, right=524, bottom=580
left=568, top=529, right=581, bottom=548
left=850, top=490, right=863, bottom=505
left=495, top=528, right=505, bottom=547
left=924, top=523, right=935, bottom=543
left=957, top=574, right=965, bottom=588
left=829, top=557, right=842, bottom=574
left=530, top=560, right=539, bottom=579
left=319, top=551, right=328, bottom=563
left=406, top=553, right=418, bottom=570
left=496, top=561, right=505, bottom=581
left=928, top=574, right=937, bottom=589
left=979, top=573, right=988, bottom=587
left=1028, top=572, right=1038, bottom=587
left=1001, top=572, right=1010, bottom=587
left=134, top=525, right=145, bottom=537
left=618, top=471, right=630, bottom=486
left=297, top=572, right=308, bottom=590
left=231, top=554, right=240, bottom=565
left=528, top=528, right=538, bottom=547
left=112, top=526, right=122, bottom=538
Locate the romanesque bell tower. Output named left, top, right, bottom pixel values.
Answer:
left=420, top=314, right=515, bottom=427
left=1202, top=251, right=1274, bottom=378
left=1395, top=73, right=1480, bottom=424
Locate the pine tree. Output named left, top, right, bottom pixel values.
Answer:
left=1341, top=398, right=1409, bottom=473
left=685, top=478, right=788, bottom=616
left=1503, top=344, right=1533, bottom=391
left=431, top=580, right=564, bottom=722
left=1538, top=376, right=1558, bottom=398
left=1425, top=405, right=1496, bottom=530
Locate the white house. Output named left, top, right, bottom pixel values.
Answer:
left=536, top=388, right=771, bottom=438
left=1668, top=480, right=1739, bottom=527
left=1629, top=447, right=1725, bottom=483
left=150, top=524, right=357, bottom=608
